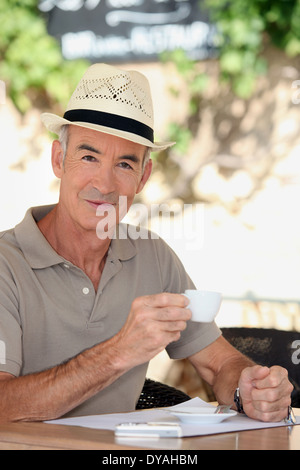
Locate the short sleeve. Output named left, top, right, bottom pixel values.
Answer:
left=166, top=321, right=221, bottom=359
left=0, top=254, right=22, bottom=376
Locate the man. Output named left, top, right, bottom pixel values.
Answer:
left=0, top=64, right=293, bottom=422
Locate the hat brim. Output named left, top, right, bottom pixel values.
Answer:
left=41, top=113, right=175, bottom=152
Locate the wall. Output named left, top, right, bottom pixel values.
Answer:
left=1, top=51, right=300, bottom=337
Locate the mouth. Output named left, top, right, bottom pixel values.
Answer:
left=86, top=200, right=116, bottom=210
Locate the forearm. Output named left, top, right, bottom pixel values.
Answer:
left=189, top=336, right=293, bottom=422
left=0, top=335, right=127, bottom=422
left=189, top=336, right=255, bottom=407
left=0, top=292, right=192, bottom=422
left=211, top=353, right=255, bottom=406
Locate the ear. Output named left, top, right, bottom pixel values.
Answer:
left=136, top=159, right=152, bottom=194
left=51, top=140, right=64, bottom=179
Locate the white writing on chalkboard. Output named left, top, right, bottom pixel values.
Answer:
left=62, top=22, right=214, bottom=60
left=39, top=0, right=215, bottom=62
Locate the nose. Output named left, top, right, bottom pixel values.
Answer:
left=92, top=164, right=118, bottom=196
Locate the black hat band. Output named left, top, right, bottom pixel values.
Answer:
left=64, top=109, right=154, bottom=143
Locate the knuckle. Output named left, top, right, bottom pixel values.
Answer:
left=266, top=389, right=278, bottom=402
left=273, top=365, right=288, bottom=376
left=282, top=367, right=289, bottom=378
left=172, top=331, right=182, bottom=342
left=160, top=293, right=170, bottom=306
left=268, top=374, right=279, bottom=388
left=152, top=337, right=163, bottom=350
left=173, top=321, right=187, bottom=332
left=160, top=307, right=172, bottom=321
left=180, top=320, right=188, bottom=331
left=184, top=308, right=192, bottom=321
left=259, top=401, right=270, bottom=414
left=288, top=381, right=294, bottom=394
left=131, top=296, right=144, bottom=310
left=260, top=412, right=274, bottom=423
left=284, top=395, right=292, bottom=407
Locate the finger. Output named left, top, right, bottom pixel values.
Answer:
left=247, top=406, right=290, bottom=423
left=252, top=366, right=289, bottom=390
left=242, top=369, right=293, bottom=422
left=251, top=383, right=292, bottom=406
left=162, top=319, right=189, bottom=333
left=241, top=365, right=270, bottom=385
left=247, top=393, right=292, bottom=422
left=143, top=293, right=189, bottom=308
left=157, top=306, right=192, bottom=322
left=251, top=376, right=293, bottom=407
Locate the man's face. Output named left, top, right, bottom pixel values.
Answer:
left=52, top=125, right=151, bottom=235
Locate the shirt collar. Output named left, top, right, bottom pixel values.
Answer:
left=14, top=205, right=137, bottom=269
left=109, top=224, right=137, bottom=262
left=14, top=205, right=64, bottom=269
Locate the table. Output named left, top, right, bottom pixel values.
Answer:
left=0, top=410, right=299, bottom=450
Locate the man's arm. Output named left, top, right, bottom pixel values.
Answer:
left=0, top=334, right=131, bottom=422
left=0, top=293, right=191, bottom=422
left=188, top=336, right=293, bottom=422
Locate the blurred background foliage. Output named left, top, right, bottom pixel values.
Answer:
left=0, top=0, right=88, bottom=113
left=161, top=0, right=300, bottom=156
left=207, top=0, right=300, bottom=96
left=1, top=0, right=300, bottom=213
left=1, top=0, right=299, bottom=113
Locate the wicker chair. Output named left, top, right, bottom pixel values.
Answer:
left=136, top=378, right=191, bottom=409
left=221, top=327, right=300, bottom=407
left=137, top=328, right=300, bottom=409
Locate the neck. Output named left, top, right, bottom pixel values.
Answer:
left=37, top=205, right=111, bottom=291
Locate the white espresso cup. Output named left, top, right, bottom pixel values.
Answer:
left=183, top=290, right=222, bottom=322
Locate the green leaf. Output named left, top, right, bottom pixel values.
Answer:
left=167, top=123, right=192, bottom=155
left=233, top=73, right=256, bottom=99
left=220, top=50, right=244, bottom=74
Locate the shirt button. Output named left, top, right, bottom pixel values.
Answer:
left=82, top=287, right=90, bottom=295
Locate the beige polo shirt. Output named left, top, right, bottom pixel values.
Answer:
left=0, top=205, right=221, bottom=417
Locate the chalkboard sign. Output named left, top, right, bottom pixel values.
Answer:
left=39, top=0, right=216, bottom=63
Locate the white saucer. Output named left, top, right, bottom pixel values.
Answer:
left=169, top=406, right=237, bottom=424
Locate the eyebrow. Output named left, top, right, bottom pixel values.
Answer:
left=76, top=144, right=101, bottom=154
left=77, top=143, right=141, bottom=165
left=120, top=154, right=140, bottom=164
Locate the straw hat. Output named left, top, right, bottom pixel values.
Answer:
left=41, top=63, right=175, bottom=151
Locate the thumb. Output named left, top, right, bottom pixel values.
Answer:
left=244, top=365, right=270, bottom=383
left=239, top=365, right=270, bottom=396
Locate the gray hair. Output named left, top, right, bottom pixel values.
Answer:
left=143, top=147, right=151, bottom=170
left=59, top=125, right=69, bottom=163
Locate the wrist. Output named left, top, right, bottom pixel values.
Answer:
left=234, top=387, right=245, bottom=414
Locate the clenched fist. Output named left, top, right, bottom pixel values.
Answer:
left=238, top=365, right=294, bottom=422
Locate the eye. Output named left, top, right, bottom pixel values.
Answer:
left=82, top=155, right=98, bottom=162
left=118, top=161, right=134, bottom=170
